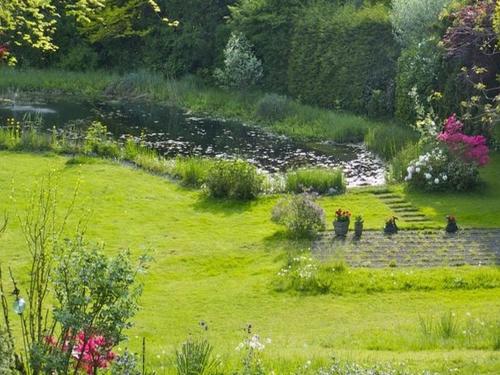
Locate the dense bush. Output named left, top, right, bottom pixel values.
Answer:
left=214, top=32, right=263, bottom=90
left=288, top=2, right=399, bottom=116
left=271, top=193, right=326, bottom=238
left=404, top=148, right=480, bottom=192
left=285, top=168, right=345, bottom=195
left=205, top=159, right=264, bottom=200
left=255, top=93, right=291, bottom=122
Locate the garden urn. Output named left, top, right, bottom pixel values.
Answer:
left=334, top=220, right=349, bottom=237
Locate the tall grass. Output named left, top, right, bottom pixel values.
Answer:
left=285, top=168, right=346, bottom=195
left=365, top=125, right=418, bottom=160
left=0, top=67, right=118, bottom=97
left=173, top=156, right=216, bottom=187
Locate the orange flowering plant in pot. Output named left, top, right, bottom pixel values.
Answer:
left=333, top=208, right=351, bottom=237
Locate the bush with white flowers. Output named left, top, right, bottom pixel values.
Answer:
left=404, top=147, right=480, bottom=191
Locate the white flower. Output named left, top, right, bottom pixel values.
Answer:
left=425, top=173, right=432, bottom=180
left=407, top=166, right=414, bottom=174
left=442, top=175, right=448, bottom=181
left=434, top=178, right=440, bottom=184
left=415, top=167, right=421, bottom=173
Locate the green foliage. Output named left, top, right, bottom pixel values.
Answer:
left=143, top=0, right=234, bottom=78
left=364, top=125, right=417, bottom=160
left=229, top=0, right=306, bottom=92
left=255, top=93, right=291, bottom=122
left=273, top=254, right=333, bottom=294
left=214, top=32, right=263, bottom=90
left=56, top=44, right=99, bottom=71
left=388, top=141, right=421, bottom=182
left=205, top=159, right=264, bottom=200
left=390, top=0, right=452, bottom=46
left=285, top=168, right=345, bottom=195
left=175, top=338, right=220, bottom=375
left=271, top=194, right=326, bottom=238
left=394, top=41, right=442, bottom=125
left=84, top=121, right=120, bottom=158
left=288, top=2, right=399, bottom=116
left=0, top=328, right=15, bottom=374
left=173, top=157, right=216, bottom=187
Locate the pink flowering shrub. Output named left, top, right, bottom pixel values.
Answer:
left=72, top=332, right=116, bottom=374
left=45, top=331, right=116, bottom=374
left=437, top=114, right=490, bottom=166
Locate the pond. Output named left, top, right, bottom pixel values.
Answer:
left=0, top=97, right=385, bottom=187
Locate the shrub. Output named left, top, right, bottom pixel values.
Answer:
left=173, top=157, right=215, bottom=187
left=390, top=0, right=452, bottom=46
left=214, top=32, right=263, bottom=90
left=255, top=93, right=291, bottom=122
left=285, top=168, right=345, bottom=195
left=175, top=338, right=220, bottom=375
left=288, top=3, right=398, bottom=116
left=404, top=148, right=481, bottom=192
left=271, top=193, right=326, bottom=238
left=205, top=159, right=264, bottom=200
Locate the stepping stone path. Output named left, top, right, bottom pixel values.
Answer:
left=312, top=229, right=500, bottom=267
left=372, top=191, right=432, bottom=225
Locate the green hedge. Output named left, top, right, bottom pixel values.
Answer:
left=287, top=2, right=399, bottom=117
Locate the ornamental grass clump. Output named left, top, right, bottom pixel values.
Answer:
left=285, top=168, right=346, bottom=195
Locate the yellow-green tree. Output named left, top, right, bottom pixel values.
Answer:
left=0, top=0, right=173, bottom=65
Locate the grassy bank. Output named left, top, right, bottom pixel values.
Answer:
left=0, top=152, right=499, bottom=374
left=0, top=68, right=416, bottom=159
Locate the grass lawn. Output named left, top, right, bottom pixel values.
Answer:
left=0, top=152, right=499, bottom=374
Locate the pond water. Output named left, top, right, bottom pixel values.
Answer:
left=0, top=97, right=385, bottom=186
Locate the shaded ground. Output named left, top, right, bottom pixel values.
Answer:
left=313, top=229, right=500, bottom=267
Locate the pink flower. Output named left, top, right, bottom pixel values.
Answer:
left=437, top=114, right=489, bottom=166
left=71, top=332, right=116, bottom=374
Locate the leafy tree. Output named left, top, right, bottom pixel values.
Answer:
left=390, top=0, right=452, bottom=46
left=0, top=0, right=170, bottom=65
left=143, top=0, right=235, bottom=78
left=214, top=32, right=263, bottom=89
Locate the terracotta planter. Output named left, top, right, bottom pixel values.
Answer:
left=334, top=220, right=350, bottom=237
left=354, top=222, right=363, bottom=237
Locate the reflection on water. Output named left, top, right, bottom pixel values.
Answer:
left=0, top=98, right=385, bottom=187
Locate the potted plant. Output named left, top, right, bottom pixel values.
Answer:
left=384, top=216, right=398, bottom=234
left=333, top=208, right=351, bottom=237
left=446, top=215, right=458, bottom=233
left=354, top=215, right=364, bottom=237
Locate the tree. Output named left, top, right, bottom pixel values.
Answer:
left=390, top=0, right=452, bottom=46
left=0, top=0, right=172, bottom=65
left=214, top=32, right=263, bottom=89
